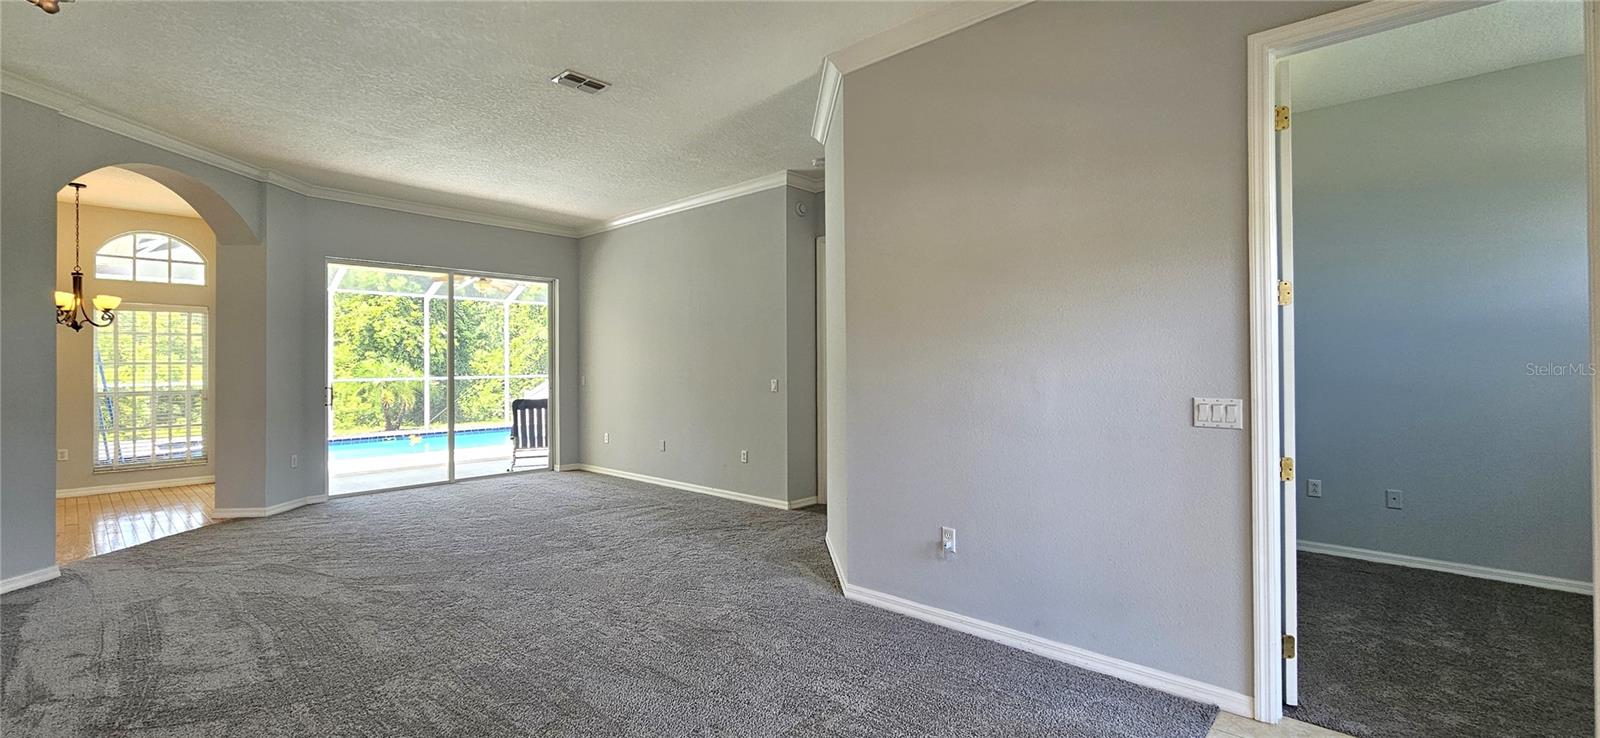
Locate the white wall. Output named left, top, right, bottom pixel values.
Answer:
left=1294, top=57, right=1591, bottom=581
left=54, top=203, right=218, bottom=494
left=832, top=0, right=1350, bottom=696
left=823, top=92, right=847, bottom=569
left=577, top=186, right=818, bottom=505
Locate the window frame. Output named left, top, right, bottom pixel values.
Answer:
left=91, top=302, right=210, bottom=473
left=94, top=231, right=208, bottom=286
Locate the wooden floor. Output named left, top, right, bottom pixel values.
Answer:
left=56, top=483, right=220, bottom=565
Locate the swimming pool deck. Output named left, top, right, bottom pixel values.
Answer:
left=328, top=445, right=550, bottom=496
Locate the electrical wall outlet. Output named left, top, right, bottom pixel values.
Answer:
left=290, top=454, right=300, bottom=469
left=1385, top=489, right=1404, bottom=510
left=57, top=449, right=69, bottom=461
left=740, top=450, right=749, bottom=463
left=941, top=526, right=957, bottom=559
left=603, top=432, right=609, bottom=444
left=659, top=440, right=667, bottom=452
left=1307, top=479, right=1322, bottom=498
left=770, top=379, right=780, bottom=393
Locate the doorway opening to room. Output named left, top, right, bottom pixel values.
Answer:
left=1251, top=2, right=1594, bottom=735
left=325, top=261, right=555, bottom=496
left=53, top=166, right=224, bottom=565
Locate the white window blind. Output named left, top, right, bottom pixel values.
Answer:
left=93, top=306, right=208, bottom=470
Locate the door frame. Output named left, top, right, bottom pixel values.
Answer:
left=816, top=235, right=828, bottom=506
left=323, top=257, right=560, bottom=497
left=1246, top=0, right=1600, bottom=725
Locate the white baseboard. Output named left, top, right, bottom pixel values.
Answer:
left=789, top=496, right=819, bottom=509
left=554, top=463, right=585, bottom=472
left=213, top=494, right=325, bottom=519
left=842, top=582, right=1254, bottom=718
left=57, top=474, right=215, bottom=498
left=565, top=464, right=814, bottom=510
left=1, top=565, right=61, bottom=594
left=1298, top=540, right=1593, bottom=595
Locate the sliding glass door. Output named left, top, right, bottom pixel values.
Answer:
left=451, top=274, right=551, bottom=479
left=326, top=262, right=553, bottom=495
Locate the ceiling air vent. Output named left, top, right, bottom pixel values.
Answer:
left=551, top=70, right=610, bottom=94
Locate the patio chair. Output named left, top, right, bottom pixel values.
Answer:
left=509, top=398, right=548, bottom=472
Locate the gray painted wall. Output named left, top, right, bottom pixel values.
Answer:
left=835, top=1, right=1349, bottom=695
left=577, top=186, right=817, bottom=505
left=1294, top=57, right=1591, bottom=581
left=4, top=93, right=273, bottom=579
left=1, top=92, right=581, bottom=580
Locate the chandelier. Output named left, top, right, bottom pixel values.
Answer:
left=25, top=0, right=72, bottom=13
left=55, top=182, right=121, bottom=331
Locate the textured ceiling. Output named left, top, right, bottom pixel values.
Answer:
left=57, top=166, right=201, bottom=219
left=2, top=1, right=937, bottom=230
left=1283, top=0, right=1584, bottom=112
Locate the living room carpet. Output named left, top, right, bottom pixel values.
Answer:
left=3, top=472, right=1219, bottom=737
left=1287, top=551, right=1593, bottom=737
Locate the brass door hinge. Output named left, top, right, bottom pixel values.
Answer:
left=1283, top=634, right=1296, bottom=659
left=1277, top=280, right=1293, bottom=306
left=1280, top=456, right=1295, bottom=482
left=1274, top=105, right=1291, bottom=131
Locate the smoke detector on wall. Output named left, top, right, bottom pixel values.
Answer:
left=551, top=70, right=610, bottom=94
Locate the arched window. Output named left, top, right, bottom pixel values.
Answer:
left=94, top=232, right=206, bottom=286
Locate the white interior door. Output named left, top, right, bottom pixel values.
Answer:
left=1276, top=67, right=1300, bottom=708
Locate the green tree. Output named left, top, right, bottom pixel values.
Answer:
left=328, top=271, right=551, bottom=436
left=354, top=358, right=421, bottom=431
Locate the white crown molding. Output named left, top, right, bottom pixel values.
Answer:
left=1, top=72, right=583, bottom=238
left=2, top=72, right=269, bottom=181
left=263, top=173, right=581, bottom=238
left=811, top=60, right=843, bottom=144
left=842, top=582, right=1254, bottom=718
left=786, top=170, right=825, bottom=193
left=578, top=169, right=819, bottom=239
left=4, top=72, right=822, bottom=241
left=811, top=0, right=1032, bottom=144
left=1298, top=540, right=1594, bottom=595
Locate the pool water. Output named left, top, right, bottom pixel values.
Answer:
left=329, top=427, right=512, bottom=460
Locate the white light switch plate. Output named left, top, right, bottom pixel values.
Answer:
left=1192, top=397, right=1244, bottom=429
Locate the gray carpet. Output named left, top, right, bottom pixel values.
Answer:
left=1287, top=552, right=1594, bottom=737
left=2, top=472, right=1218, bottom=737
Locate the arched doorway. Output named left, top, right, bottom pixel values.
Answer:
left=52, top=166, right=225, bottom=562
left=2, top=158, right=264, bottom=588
